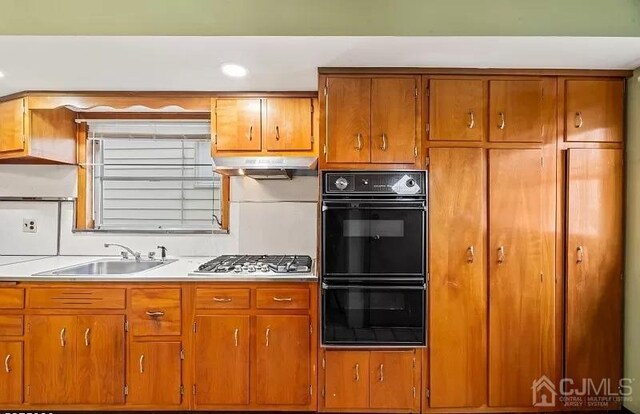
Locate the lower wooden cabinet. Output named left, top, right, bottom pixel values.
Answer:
left=128, top=341, right=183, bottom=406
left=0, top=341, right=23, bottom=404
left=321, top=350, right=419, bottom=412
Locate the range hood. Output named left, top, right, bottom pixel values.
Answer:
left=212, top=156, right=318, bottom=180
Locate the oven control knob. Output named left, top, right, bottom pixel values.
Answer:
left=406, top=178, right=416, bottom=188
left=335, top=177, right=349, bottom=190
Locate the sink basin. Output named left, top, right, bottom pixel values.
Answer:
left=37, top=259, right=176, bottom=276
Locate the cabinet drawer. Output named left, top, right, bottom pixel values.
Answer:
left=28, top=288, right=125, bottom=309
left=0, top=315, right=23, bottom=336
left=196, top=288, right=250, bottom=309
left=0, top=288, right=24, bottom=309
left=256, top=288, right=309, bottom=310
left=131, top=288, right=181, bottom=336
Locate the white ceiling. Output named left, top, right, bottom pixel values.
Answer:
left=0, top=36, right=639, bottom=96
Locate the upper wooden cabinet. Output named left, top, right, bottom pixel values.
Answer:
left=323, top=76, right=419, bottom=166
left=564, top=79, right=624, bottom=142
left=212, top=97, right=315, bottom=154
left=428, top=78, right=485, bottom=142
left=0, top=97, right=76, bottom=163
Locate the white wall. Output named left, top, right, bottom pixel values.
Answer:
left=0, top=165, right=318, bottom=257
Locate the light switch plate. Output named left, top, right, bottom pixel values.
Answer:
left=23, top=219, right=37, bottom=233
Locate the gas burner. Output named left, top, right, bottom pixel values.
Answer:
left=193, top=255, right=313, bottom=276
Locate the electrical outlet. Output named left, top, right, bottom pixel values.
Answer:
left=23, top=219, right=37, bottom=233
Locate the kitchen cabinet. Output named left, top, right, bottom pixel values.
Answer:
left=265, top=98, right=313, bottom=151
left=0, top=341, right=22, bottom=404
left=429, top=147, right=486, bottom=408
left=323, top=76, right=418, bottom=165
left=255, top=315, right=311, bottom=406
left=128, top=341, right=183, bottom=406
left=194, top=315, right=250, bottom=406
left=213, top=98, right=263, bottom=151
left=0, top=97, right=76, bottom=163
left=489, top=79, right=551, bottom=143
left=324, top=351, right=369, bottom=410
left=27, top=314, right=125, bottom=405
left=428, top=78, right=485, bottom=141
left=130, top=288, right=181, bottom=336
left=369, top=352, right=416, bottom=410
left=565, top=148, right=623, bottom=407
left=564, top=79, right=624, bottom=142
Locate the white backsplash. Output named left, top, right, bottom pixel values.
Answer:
left=0, top=166, right=318, bottom=257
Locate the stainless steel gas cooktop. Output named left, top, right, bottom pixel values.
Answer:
left=190, top=255, right=314, bottom=276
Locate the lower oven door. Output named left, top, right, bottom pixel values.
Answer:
left=322, top=281, right=426, bottom=347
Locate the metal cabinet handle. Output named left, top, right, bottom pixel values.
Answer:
left=577, top=246, right=584, bottom=263
left=145, top=310, right=165, bottom=318
left=575, top=112, right=583, bottom=128
left=234, top=328, right=239, bottom=347
left=380, top=133, right=388, bottom=151
left=497, top=246, right=505, bottom=264
left=84, top=328, right=91, bottom=347
left=213, top=297, right=232, bottom=303
left=4, top=354, right=10, bottom=373
left=60, top=328, right=66, bottom=347
left=139, top=354, right=145, bottom=374
left=379, top=364, right=384, bottom=382
left=248, top=125, right=253, bottom=141
left=273, top=296, right=293, bottom=302
left=468, top=111, right=475, bottom=129
left=275, top=125, right=280, bottom=140
left=498, top=112, right=505, bottom=130
left=355, top=133, right=363, bottom=150
left=265, top=328, right=270, bottom=347
left=467, top=245, right=475, bottom=263
left=354, top=363, right=360, bottom=382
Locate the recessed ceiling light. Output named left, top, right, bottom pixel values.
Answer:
left=0, top=71, right=5, bottom=78
left=221, top=63, right=248, bottom=78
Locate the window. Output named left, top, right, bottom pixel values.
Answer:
left=77, top=121, right=227, bottom=233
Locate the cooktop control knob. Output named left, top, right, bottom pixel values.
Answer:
left=335, top=177, right=349, bottom=190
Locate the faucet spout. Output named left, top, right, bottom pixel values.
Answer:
left=104, top=243, right=142, bottom=262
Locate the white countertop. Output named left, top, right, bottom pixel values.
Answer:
left=0, top=256, right=47, bottom=266
left=0, top=255, right=317, bottom=282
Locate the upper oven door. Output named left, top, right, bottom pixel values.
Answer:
left=322, top=200, right=426, bottom=278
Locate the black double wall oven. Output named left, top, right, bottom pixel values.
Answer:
left=321, top=171, right=427, bottom=347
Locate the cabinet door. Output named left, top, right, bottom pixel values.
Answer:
left=324, top=351, right=369, bottom=410
left=325, top=77, right=371, bottom=163
left=265, top=98, right=313, bottom=151
left=194, top=315, right=250, bottom=406
left=128, top=341, right=182, bottom=406
left=255, top=315, right=310, bottom=405
left=214, top=98, right=262, bottom=151
left=566, top=149, right=623, bottom=404
left=429, top=148, right=486, bottom=408
left=369, top=351, right=416, bottom=410
left=565, top=79, right=623, bottom=142
left=371, top=77, right=417, bottom=164
left=27, top=315, right=77, bottom=404
left=0, top=98, right=25, bottom=153
left=489, top=80, right=546, bottom=143
left=429, top=79, right=485, bottom=141
left=488, top=149, right=548, bottom=407
left=0, top=341, right=22, bottom=404
left=76, top=315, right=125, bottom=405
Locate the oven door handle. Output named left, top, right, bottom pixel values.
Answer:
left=322, top=283, right=426, bottom=290
left=322, top=205, right=426, bottom=211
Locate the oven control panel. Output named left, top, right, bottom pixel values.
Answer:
left=323, top=171, right=426, bottom=195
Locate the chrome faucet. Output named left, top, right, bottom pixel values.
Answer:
left=104, top=243, right=141, bottom=262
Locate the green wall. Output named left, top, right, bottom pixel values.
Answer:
left=0, top=0, right=638, bottom=36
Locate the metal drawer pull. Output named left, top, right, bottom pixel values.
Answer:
left=273, top=296, right=293, bottom=302
left=379, top=364, right=384, bottom=382
left=498, top=112, right=505, bottom=129
left=139, top=354, right=145, bottom=374
left=234, top=328, right=239, bottom=347
left=380, top=133, right=388, bottom=151
left=84, top=328, right=91, bottom=347
left=248, top=125, right=253, bottom=141
left=265, top=328, right=270, bottom=347
left=497, top=246, right=505, bottom=264
left=145, top=310, right=165, bottom=318
left=275, top=125, right=281, bottom=140
left=355, top=133, right=363, bottom=150
left=575, top=112, right=583, bottom=128
left=577, top=246, right=584, bottom=263
left=354, top=363, right=360, bottom=382
left=60, top=328, right=66, bottom=347
left=4, top=354, right=10, bottom=373
left=468, top=111, right=475, bottom=129
left=213, top=297, right=232, bottom=303
left=467, top=245, right=475, bottom=263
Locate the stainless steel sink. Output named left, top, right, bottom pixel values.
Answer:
left=37, top=259, right=177, bottom=276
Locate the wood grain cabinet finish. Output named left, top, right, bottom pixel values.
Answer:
left=428, top=147, right=486, bottom=408
left=566, top=148, right=623, bottom=407
left=0, top=98, right=25, bottom=153
left=128, top=341, right=182, bottom=406
left=264, top=98, right=313, bottom=151
left=0, top=315, right=23, bottom=336
left=194, top=315, right=250, bottom=406
left=324, top=351, right=370, bottom=410
left=28, top=287, right=126, bottom=309
left=0, top=288, right=24, bottom=308
left=213, top=98, right=263, bottom=151
left=195, top=287, right=250, bottom=309
left=428, top=79, right=485, bottom=141
left=369, top=351, right=416, bottom=410
left=255, top=287, right=310, bottom=309
left=130, top=288, right=181, bottom=336
left=0, top=341, right=23, bottom=404
left=564, top=79, right=624, bottom=142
